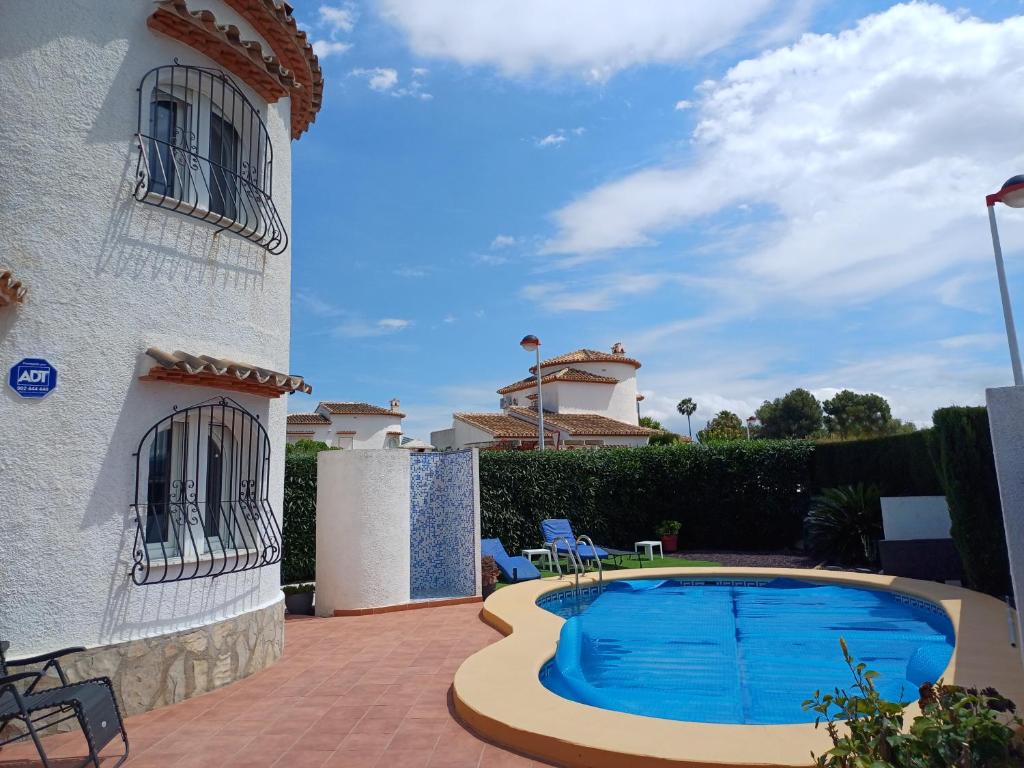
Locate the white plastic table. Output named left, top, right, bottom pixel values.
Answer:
left=522, top=548, right=555, bottom=570
left=634, top=540, right=663, bottom=561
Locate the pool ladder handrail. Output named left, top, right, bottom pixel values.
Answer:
left=550, top=536, right=583, bottom=589
left=576, top=535, right=602, bottom=590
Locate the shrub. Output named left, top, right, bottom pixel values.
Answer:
left=805, top=484, right=882, bottom=566
left=286, top=438, right=334, bottom=455
left=811, top=431, right=941, bottom=497
left=478, top=442, right=814, bottom=552
left=656, top=520, right=681, bottom=537
left=931, top=407, right=1011, bottom=596
left=281, top=451, right=317, bottom=584
left=804, top=639, right=1023, bottom=767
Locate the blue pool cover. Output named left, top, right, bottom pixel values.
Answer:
left=538, top=578, right=955, bottom=724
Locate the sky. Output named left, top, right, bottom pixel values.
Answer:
left=286, top=0, right=1024, bottom=441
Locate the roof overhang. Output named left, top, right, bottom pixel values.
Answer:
left=141, top=347, right=312, bottom=398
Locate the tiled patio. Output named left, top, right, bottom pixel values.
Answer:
left=0, top=604, right=551, bottom=768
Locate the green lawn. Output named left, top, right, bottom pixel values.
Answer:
left=497, top=553, right=720, bottom=588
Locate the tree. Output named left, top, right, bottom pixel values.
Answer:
left=821, top=389, right=918, bottom=438
left=697, top=410, right=745, bottom=442
left=639, top=415, right=681, bottom=445
left=822, top=390, right=892, bottom=438
left=285, top=438, right=336, bottom=455
left=676, top=397, right=697, bottom=438
left=756, top=388, right=823, bottom=439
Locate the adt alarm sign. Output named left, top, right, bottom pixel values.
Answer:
left=9, top=358, right=58, bottom=399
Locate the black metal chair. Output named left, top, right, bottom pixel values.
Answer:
left=0, top=641, right=129, bottom=767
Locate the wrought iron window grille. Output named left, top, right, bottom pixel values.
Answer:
left=130, top=396, right=282, bottom=585
left=133, top=61, right=287, bottom=255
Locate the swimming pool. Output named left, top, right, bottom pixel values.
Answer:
left=538, top=578, right=955, bottom=725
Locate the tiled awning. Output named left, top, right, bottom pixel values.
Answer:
left=0, top=270, right=26, bottom=307
left=142, top=347, right=312, bottom=398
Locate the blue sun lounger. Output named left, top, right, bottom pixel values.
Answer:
left=481, top=539, right=541, bottom=583
left=541, top=518, right=611, bottom=561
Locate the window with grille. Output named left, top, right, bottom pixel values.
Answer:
left=131, top=398, right=282, bottom=585
left=134, top=63, right=287, bottom=254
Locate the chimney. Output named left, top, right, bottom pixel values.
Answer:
left=611, top=342, right=626, bottom=355
left=390, top=398, right=401, bottom=413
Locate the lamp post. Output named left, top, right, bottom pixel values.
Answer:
left=986, top=175, right=1024, bottom=386
left=746, top=416, right=758, bottom=440
left=520, top=334, right=544, bottom=450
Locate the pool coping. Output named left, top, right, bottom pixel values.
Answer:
left=452, top=567, right=1024, bottom=768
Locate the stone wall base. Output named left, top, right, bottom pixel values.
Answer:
left=3, top=598, right=283, bottom=737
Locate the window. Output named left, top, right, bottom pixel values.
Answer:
left=384, top=434, right=400, bottom=449
left=134, top=63, right=287, bottom=254
left=131, top=398, right=281, bottom=585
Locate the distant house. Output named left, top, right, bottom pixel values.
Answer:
left=288, top=399, right=405, bottom=448
left=431, top=343, right=658, bottom=450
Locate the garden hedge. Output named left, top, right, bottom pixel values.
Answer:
left=478, top=441, right=815, bottom=552
left=810, top=430, right=942, bottom=497
left=281, top=451, right=317, bottom=584
left=931, top=406, right=1011, bottom=596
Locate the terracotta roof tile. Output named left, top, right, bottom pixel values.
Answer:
left=454, top=413, right=556, bottom=439
left=496, top=367, right=619, bottom=395
left=320, top=402, right=405, bottom=418
left=531, top=348, right=641, bottom=373
left=148, top=0, right=298, bottom=102
left=142, top=347, right=311, bottom=397
left=0, top=270, right=26, bottom=307
left=507, top=407, right=656, bottom=437
left=222, top=0, right=324, bottom=138
left=287, top=413, right=330, bottom=425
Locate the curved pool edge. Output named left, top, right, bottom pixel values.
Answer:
left=454, top=567, right=1024, bottom=768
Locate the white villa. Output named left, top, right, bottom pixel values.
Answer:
left=2, top=0, right=321, bottom=718
left=431, top=344, right=658, bottom=450
left=287, top=399, right=405, bottom=448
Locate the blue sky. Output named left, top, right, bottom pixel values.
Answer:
left=286, top=1, right=1024, bottom=441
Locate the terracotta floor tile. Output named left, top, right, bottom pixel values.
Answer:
left=0, top=606, right=543, bottom=768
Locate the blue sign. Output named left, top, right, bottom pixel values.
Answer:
left=8, top=358, right=58, bottom=399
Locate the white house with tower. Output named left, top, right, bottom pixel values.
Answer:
left=287, top=399, right=405, bottom=448
left=1, top=0, right=322, bottom=721
left=431, top=343, right=657, bottom=450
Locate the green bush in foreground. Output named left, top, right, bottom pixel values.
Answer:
left=805, top=484, right=882, bottom=567
left=804, top=639, right=1022, bottom=768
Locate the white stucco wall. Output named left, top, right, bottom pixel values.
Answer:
left=0, top=0, right=295, bottom=655
left=985, top=385, right=1024, bottom=668
left=430, top=427, right=456, bottom=451
left=287, top=413, right=403, bottom=447
left=315, top=450, right=411, bottom=613
left=453, top=419, right=500, bottom=448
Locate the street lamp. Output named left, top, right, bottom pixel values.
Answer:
left=746, top=416, right=758, bottom=440
left=520, top=334, right=545, bottom=450
left=986, top=175, right=1024, bottom=385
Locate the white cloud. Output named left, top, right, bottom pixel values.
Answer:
left=412, top=67, right=430, bottom=77
left=312, top=4, right=356, bottom=59
left=393, top=266, right=428, bottom=278
left=542, top=4, right=1024, bottom=309
left=312, top=40, right=352, bottom=58
left=674, top=99, right=693, bottom=110
left=376, top=0, right=784, bottom=80
left=537, top=133, right=567, bottom=148
left=474, top=253, right=509, bottom=266
left=378, top=318, right=411, bottom=330
left=490, top=234, right=517, bottom=249
left=350, top=67, right=399, bottom=91
left=443, top=314, right=457, bottom=324
left=938, top=333, right=1004, bottom=350
left=319, top=4, right=357, bottom=34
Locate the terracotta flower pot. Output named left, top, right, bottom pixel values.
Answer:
left=661, top=534, right=678, bottom=554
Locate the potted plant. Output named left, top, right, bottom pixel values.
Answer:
left=282, top=582, right=315, bottom=616
left=656, top=520, right=682, bottom=554
left=481, top=555, right=500, bottom=599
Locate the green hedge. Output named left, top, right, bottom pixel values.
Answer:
left=811, top=431, right=942, bottom=497
left=479, top=441, right=814, bottom=552
left=931, top=407, right=1011, bottom=596
left=281, top=451, right=317, bottom=584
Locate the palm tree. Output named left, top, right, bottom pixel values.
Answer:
left=676, top=397, right=697, bottom=438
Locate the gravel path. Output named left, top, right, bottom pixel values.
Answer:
left=673, top=549, right=820, bottom=569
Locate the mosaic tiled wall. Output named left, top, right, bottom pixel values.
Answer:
left=410, top=450, right=479, bottom=599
